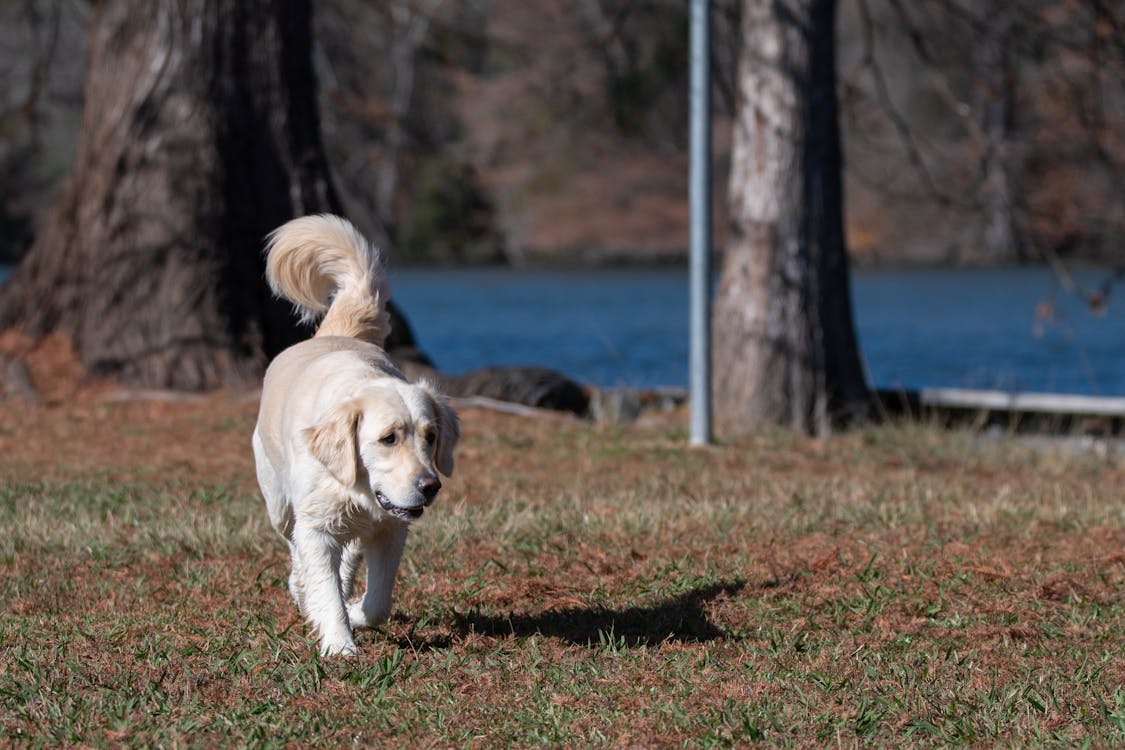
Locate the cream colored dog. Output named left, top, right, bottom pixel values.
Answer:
left=252, top=214, right=460, bottom=656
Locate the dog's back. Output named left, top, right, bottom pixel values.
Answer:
left=255, top=337, right=400, bottom=464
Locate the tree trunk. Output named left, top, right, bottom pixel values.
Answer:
left=0, top=0, right=393, bottom=389
left=977, top=1, right=1024, bottom=264
left=712, top=0, right=869, bottom=436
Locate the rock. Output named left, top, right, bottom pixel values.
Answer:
left=0, top=352, right=39, bottom=404
left=389, top=350, right=589, bottom=416
left=446, top=367, right=590, bottom=415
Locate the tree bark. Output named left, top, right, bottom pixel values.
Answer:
left=977, top=1, right=1024, bottom=264
left=0, top=0, right=375, bottom=389
left=712, top=0, right=869, bottom=436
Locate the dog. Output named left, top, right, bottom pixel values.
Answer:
left=252, top=214, right=460, bottom=656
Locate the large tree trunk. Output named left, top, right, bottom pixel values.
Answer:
left=0, top=0, right=382, bottom=389
left=712, top=0, right=869, bottom=436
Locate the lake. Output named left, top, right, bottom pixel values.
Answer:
left=3, top=264, right=1122, bottom=395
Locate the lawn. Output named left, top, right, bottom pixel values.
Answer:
left=1, top=392, right=1123, bottom=747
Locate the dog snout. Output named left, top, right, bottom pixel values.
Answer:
left=417, top=475, right=441, bottom=504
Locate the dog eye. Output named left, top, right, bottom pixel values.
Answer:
left=379, top=433, right=397, bottom=446
left=424, top=430, right=437, bottom=445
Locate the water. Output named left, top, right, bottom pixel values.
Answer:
left=388, top=265, right=1125, bottom=395
left=3, top=263, right=1122, bottom=395
left=389, top=267, right=688, bottom=388
left=850, top=267, right=1123, bottom=396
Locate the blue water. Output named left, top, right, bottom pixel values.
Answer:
left=850, top=267, right=1122, bottom=396
left=3, top=263, right=1122, bottom=394
left=387, top=266, right=1125, bottom=395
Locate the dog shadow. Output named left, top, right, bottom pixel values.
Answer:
left=449, top=580, right=746, bottom=648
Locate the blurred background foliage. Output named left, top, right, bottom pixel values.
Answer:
left=0, top=0, right=1122, bottom=268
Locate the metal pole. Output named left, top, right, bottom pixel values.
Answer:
left=689, top=0, right=713, bottom=446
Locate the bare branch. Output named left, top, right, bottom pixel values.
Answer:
left=854, top=0, right=961, bottom=208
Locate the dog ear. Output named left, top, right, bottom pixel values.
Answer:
left=304, top=402, right=362, bottom=486
left=435, top=398, right=461, bottom=477
left=420, top=381, right=461, bottom=477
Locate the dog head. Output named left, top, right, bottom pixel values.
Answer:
left=304, top=381, right=460, bottom=522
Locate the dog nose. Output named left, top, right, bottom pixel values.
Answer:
left=418, top=475, right=441, bottom=504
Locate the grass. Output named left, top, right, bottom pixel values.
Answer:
left=1, top=398, right=1123, bottom=747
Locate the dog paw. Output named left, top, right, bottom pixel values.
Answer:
left=319, top=638, right=358, bottom=657
left=347, top=602, right=368, bottom=629
left=348, top=600, right=390, bottom=630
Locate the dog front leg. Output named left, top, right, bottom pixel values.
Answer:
left=348, top=525, right=407, bottom=630
left=339, top=539, right=363, bottom=601
left=286, top=539, right=305, bottom=612
left=293, top=523, right=356, bottom=656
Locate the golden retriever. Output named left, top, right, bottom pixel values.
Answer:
left=252, top=214, right=460, bottom=656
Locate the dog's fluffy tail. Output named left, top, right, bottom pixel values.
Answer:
left=265, top=214, right=391, bottom=345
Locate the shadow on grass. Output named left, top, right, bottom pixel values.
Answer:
left=452, top=580, right=746, bottom=648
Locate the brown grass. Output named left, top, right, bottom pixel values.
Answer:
left=1, top=387, right=1123, bottom=747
